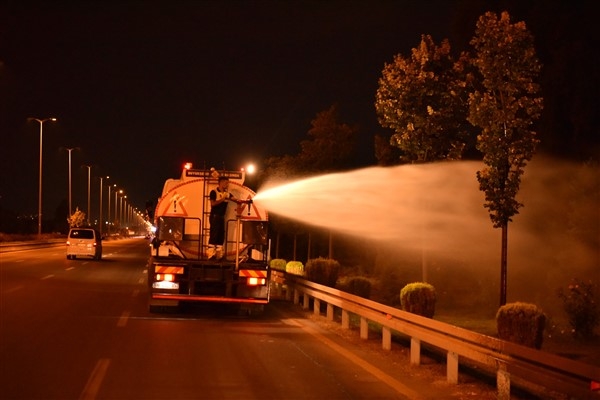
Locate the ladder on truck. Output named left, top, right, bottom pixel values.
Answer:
left=201, top=175, right=214, bottom=260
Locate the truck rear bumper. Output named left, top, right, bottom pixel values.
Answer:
left=151, top=293, right=269, bottom=304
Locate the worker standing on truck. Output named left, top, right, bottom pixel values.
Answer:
left=208, top=176, right=240, bottom=259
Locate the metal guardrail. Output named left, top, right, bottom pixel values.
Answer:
left=0, top=239, right=65, bottom=253
left=0, top=235, right=131, bottom=254
left=275, top=272, right=600, bottom=400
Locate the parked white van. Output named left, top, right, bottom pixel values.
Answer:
left=66, top=228, right=102, bottom=260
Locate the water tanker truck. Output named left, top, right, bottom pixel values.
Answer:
left=147, top=164, right=270, bottom=314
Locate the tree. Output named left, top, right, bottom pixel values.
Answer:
left=373, top=133, right=403, bottom=166
left=375, top=34, right=473, bottom=164
left=468, top=11, right=543, bottom=306
left=297, top=104, right=358, bottom=173
left=375, top=35, right=475, bottom=281
left=262, top=104, right=357, bottom=179
left=68, top=207, right=87, bottom=228
left=261, top=104, right=358, bottom=260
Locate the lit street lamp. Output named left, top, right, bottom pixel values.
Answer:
left=244, top=163, right=256, bottom=174
left=243, top=162, right=257, bottom=190
left=28, top=117, right=57, bottom=237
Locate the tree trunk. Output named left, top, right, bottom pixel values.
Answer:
left=500, top=223, right=508, bottom=306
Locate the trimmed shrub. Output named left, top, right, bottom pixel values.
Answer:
left=557, top=279, right=599, bottom=339
left=305, top=257, right=340, bottom=287
left=346, top=277, right=372, bottom=299
left=285, top=261, right=304, bottom=276
left=270, top=258, right=287, bottom=271
left=400, top=282, right=436, bottom=318
left=496, top=302, right=546, bottom=349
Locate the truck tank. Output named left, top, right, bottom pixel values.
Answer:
left=147, top=165, right=270, bottom=314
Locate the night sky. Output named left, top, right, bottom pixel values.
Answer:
left=1, top=0, right=459, bottom=220
left=0, top=1, right=595, bottom=225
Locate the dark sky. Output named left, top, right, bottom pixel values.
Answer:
left=1, top=0, right=461, bottom=219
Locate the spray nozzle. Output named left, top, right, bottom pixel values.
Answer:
left=246, top=198, right=253, bottom=215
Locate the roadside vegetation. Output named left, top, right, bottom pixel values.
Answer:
left=265, top=8, right=598, bottom=366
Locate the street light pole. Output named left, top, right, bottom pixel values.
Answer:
left=115, top=189, right=123, bottom=233
left=83, top=165, right=92, bottom=226
left=99, top=176, right=109, bottom=235
left=119, top=195, right=125, bottom=231
left=114, top=189, right=118, bottom=230
left=108, top=184, right=115, bottom=235
left=123, top=200, right=127, bottom=228
left=65, top=147, right=77, bottom=216
left=123, top=199, right=127, bottom=230
left=28, top=117, right=57, bottom=237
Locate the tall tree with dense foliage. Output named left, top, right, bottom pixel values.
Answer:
left=297, top=104, right=357, bottom=173
left=375, top=34, right=472, bottom=164
left=468, top=11, right=543, bottom=306
left=375, top=35, right=474, bottom=280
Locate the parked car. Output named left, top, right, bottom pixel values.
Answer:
left=66, top=228, right=102, bottom=260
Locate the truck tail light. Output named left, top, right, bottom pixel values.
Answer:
left=239, top=270, right=267, bottom=286
left=246, top=277, right=266, bottom=286
left=156, top=273, right=175, bottom=282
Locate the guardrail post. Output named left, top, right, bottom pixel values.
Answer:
left=293, top=288, right=300, bottom=305
left=447, top=351, right=458, bottom=384
left=410, top=337, right=421, bottom=365
left=303, top=293, right=310, bottom=310
left=497, top=361, right=510, bottom=400
left=360, top=316, right=368, bottom=340
left=313, top=298, right=320, bottom=315
left=382, top=326, right=391, bottom=351
left=326, top=303, right=334, bottom=321
left=341, top=310, right=350, bottom=329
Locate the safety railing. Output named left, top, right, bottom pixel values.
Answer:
left=277, top=272, right=600, bottom=400
left=0, top=239, right=65, bottom=253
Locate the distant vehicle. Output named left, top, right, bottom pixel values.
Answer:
left=66, top=228, right=102, bottom=260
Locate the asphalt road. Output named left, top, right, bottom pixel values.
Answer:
left=0, top=238, right=506, bottom=400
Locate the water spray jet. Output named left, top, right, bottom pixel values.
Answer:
left=253, top=161, right=494, bottom=251
left=252, top=157, right=599, bottom=316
